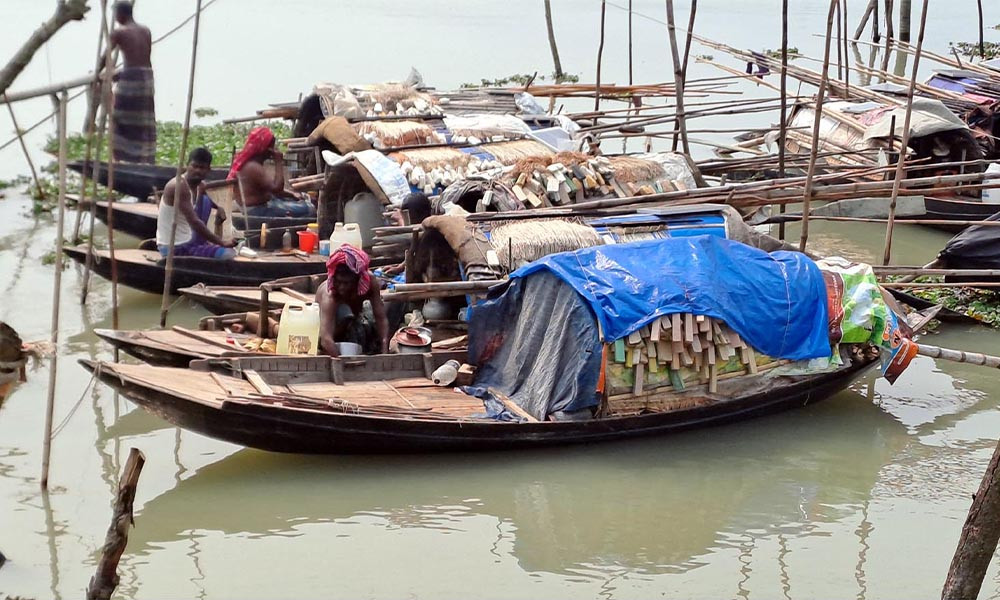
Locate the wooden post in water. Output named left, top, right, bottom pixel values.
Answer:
left=880, top=0, right=928, bottom=266
left=627, top=0, right=634, bottom=86
left=159, top=0, right=203, bottom=328
left=678, top=0, right=698, bottom=154
left=594, top=0, right=606, bottom=112
left=665, top=0, right=690, bottom=155
left=842, top=0, right=850, bottom=97
left=898, top=0, right=911, bottom=42
left=40, top=90, right=68, bottom=491
left=777, top=0, right=789, bottom=240
left=799, top=0, right=840, bottom=252
left=3, top=95, right=46, bottom=200
left=853, top=0, right=877, bottom=40
left=943, top=438, right=1000, bottom=600
left=880, top=0, right=894, bottom=76
left=85, top=448, right=145, bottom=600
left=977, top=0, right=985, bottom=59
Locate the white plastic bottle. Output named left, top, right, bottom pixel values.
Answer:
left=431, top=359, right=461, bottom=386
left=276, top=302, right=321, bottom=355
left=329, top=222, right=364, bottom=252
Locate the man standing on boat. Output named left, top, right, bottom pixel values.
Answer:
left=105, top=1, right=156, bottom=164
left=228, top=126, right=316, bottom=218
left=317, top=246, right=389, bottom=356
left=157, top=148, right=236, bottom=259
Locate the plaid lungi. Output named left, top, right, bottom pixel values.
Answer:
left=113, top=67, right=156, bottom=164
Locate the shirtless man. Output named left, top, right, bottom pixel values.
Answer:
left=105, top=1, right=156, bottom=164
left=226, top=126, right=315, bottom=218
left=157, top=148, right=236, bottom=259
left=316, top=246, right=389, bottom=357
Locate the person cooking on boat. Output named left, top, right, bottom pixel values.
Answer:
left=227, top=126, right=316, bottom=218
left=157, top=147, right=236, bottom=259
left=316, top=245, right=389, bottom=357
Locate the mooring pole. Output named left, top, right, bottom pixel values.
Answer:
left=3, top=95, right=47, bottom=200
left=71, top=0, right=109, bottom=243
left=159, top=0, right=203, bottom=327
left=102, top=30, right=120, bottom=349
left=881, top=0, right=928, bottom=265
left=799, top=0, right=840, bottom=252
left=41, top=90, right=68, bottom=490
left=665, top=0, right=690, bottom=155
left=594, top=0, right=607, bottom=112
left=778, top=0, right=789, bottom=240
left=677, top=0, right=698, bottom=154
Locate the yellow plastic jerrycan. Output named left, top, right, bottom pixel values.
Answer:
left=275, top=301, right=321, bottom=355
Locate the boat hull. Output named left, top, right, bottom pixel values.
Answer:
left=83, top=357, right=876, bottom=454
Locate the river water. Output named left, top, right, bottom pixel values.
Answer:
left=1, top=1, right=1000, bottom=599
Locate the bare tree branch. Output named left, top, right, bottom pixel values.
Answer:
left=0, top=0, right=90, bottom=97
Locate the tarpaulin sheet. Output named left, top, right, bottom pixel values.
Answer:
left=940, top=212, right=1000, bottom=269
left=510, top=237, right=832, bottom=361
left=466, top=271, right=603, bottom=420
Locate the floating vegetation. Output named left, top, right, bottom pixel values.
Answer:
left=950, top=41, right=1000, bottom=60
left=911, top=282, right=1000, bottom=327
left=765, top=47, right=801, bottom=59
left=461, top=71, right=580, bottom=89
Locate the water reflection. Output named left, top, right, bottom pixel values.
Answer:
left=126, top=391, right=906, bottom=589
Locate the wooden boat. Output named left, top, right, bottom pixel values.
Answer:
left=63, top=245, right=328, bottom=295
left=93, top=320, right=268, bottom=368
left=78, top=199, right=315, bottom=241
left=68, top=160, right=229, bottom=199
left=906, top=196, right=1000, bottom=233
left=180, top=274, right=325, bottom=315
left=82, top=349, right=876, bottom=454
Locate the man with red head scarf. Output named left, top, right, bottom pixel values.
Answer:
left=229, top=126, right=315, bottom=218
left=316, top=245, right=389, bottom=356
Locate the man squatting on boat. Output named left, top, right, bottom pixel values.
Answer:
left=316, top=246, right=390, bottom=357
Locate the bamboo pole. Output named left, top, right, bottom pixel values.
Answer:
left=678, top=0, right=697, bottom=153
left=159, top=0, right=203, bottom=328
left=78, top=102, right=109, bottom=304
left=880, top=0, right=893, bottom=76
left=3, top=94, right=46, bottom=200
left=40, top=90, right=68, bottom=491
left=543, top=0, right=563, bottom=79
left=594, top=0, right=607, bottom=112
left=880, top=0, right=927, bottom=266
left=627, top=0, right=634, bottom=86
left=778, top=0, right=789, bottom=240
left=664, top=0, right=690, bottom=155
left=72, top=0, right=109, bottom=243
left=799, top=0, right=840, bottom=252
left=976, top=0, right=985, bottom=59
left=918, top=344, right=1000, bottom=369
left=835, top=0, right=844, bottom=82
left=853, top=0, right=877, bottom=40
left=842, top=0, right=850, bottom=98
left=102, top=33, right=120, bottom=349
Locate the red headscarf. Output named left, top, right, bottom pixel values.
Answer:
left=326, top=245, right=372, bottom=296
left=227, top=126, right=275, bottom=180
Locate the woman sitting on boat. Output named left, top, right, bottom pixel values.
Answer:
left=317, top=245, right=390, bottom=357
left=157, top=148, right=236, bottom=259
left=228, top=126, right=316, bottom=218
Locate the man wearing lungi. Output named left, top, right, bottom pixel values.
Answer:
left=157, top=148, right=237, bottom=260
left=108, top=1, right=156, bottom=164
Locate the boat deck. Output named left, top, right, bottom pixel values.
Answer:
left=109, top=362, right=490, bottom=421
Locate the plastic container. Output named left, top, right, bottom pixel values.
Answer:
left=282, top=230, right=292, bottom=251
left=335, top=342, right=363, bottom=356
left=297, top=230, right=318, bottom=253
left=344, top=192, right=384, bottom=249
left=306, top=222, right=319, bottom=234
left=329, top=222, right=364, bottom=253
left=275, top=301, right=321, bottom=355
left=318, top=240, right=331, bottom=256
left=431, top=359, right=460, bottom=386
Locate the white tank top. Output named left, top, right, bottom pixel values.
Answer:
left=156, top=182, right=194, bottom=247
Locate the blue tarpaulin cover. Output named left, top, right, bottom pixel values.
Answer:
left=510, top=236, right=831, bottom=361
left=466, top=237, right=833, bottom=420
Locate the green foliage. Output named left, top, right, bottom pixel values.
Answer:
left=193, top=107, right=219, bottom=118
left=46, top=119, right=293, bottom=167
left=461, top=71, right=580, bottom=89
left=950, top=41, right=1000, bottom=60
left=764, top=47, right=800, bottom=59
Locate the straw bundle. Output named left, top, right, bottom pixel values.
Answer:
left=480, top=140, right=554, bottom=166
left=354, top=120, right=442, bottom=149
left=488, top=219, right=602, bottom=268
left=608, top=156, right=667, bottom=184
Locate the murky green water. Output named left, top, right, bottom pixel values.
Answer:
left=1, top=1, right=999, bottom=599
